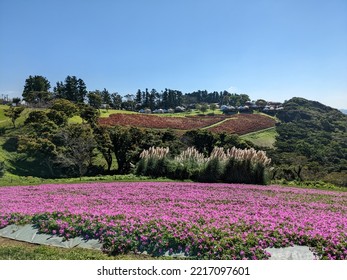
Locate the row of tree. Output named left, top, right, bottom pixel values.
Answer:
left=21, top=75, right=253, bottom=110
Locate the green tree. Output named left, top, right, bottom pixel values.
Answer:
left=22, top=75, right=51, bottom=104
left=210, top=103, right=217, bottom=112
left=55, top=124, right=96, bottom=179
left=149, top=89, right=157, bottom=111
left=12, top=97, right=21, bottom=105
left=93, top=126, right=113, bottom=172
left=200, top=103, right=209, bottom=113
left=24, top=111, right=61, bottom=140
left=53, top=76, right=87, bottom=103
left=88, top=91, right=103, bottom=109
left=135, top=89, right=142, bottom=107
left=255, top=99, right=267, bottom=107
left=111, top=93, right=122, bottom=109
left=79, top=104, right=100, bottom=126
left=4, top=106, right=25, bottom=128
left=25, top=111, right=49, bottom=125
left=18, top=136, right=58, bottom=177
left=47, top=109, right=68, bottom=127
left=50, top=99, right=78, bottom=118
left=101, top=88, right=112, bottom=105
left=183, top=130, right=217, bottom=156
left=110, top=126, right=144, bottom=174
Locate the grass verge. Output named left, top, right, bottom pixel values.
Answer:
left=0, top=173, right=177, bottom=187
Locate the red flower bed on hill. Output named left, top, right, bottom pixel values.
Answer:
left=99, top=113, right=276, bottom=134
left=208, top=114, right=276, bottom=135
left=99, top=114, right=226, bottom=130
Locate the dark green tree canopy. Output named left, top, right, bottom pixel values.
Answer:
left=22, top=75, right=51, bottom=103
left=79, top=104, right=100, bottom=126
left=88, top=91, right=103, bottom=109
left=53, top=76, right=87, bottom=103
left=50, top=98, right=78, bottom=118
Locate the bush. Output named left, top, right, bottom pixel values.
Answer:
left=135, top=147, right=170, bottom=178
left=199, top=158, right=223, bottom=182
left=135, top=158, right=147, bottom=176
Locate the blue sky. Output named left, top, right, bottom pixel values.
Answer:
left=0, top=0, right=346, bottom=108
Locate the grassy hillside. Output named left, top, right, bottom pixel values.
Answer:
left=0, top=105, right=42, bottom=128
left=240, top=127, right=278, bottom=148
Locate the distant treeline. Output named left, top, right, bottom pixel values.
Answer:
left=18, top=75, right=269, bottom=111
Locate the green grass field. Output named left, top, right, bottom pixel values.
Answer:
left=240, top=127, right=278, bottom=148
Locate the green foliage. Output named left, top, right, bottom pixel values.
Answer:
left=50, top=99, right=78, bottom=118
left=109, top=126, right=144, bottom=174
left=79, top=104, right=100, bottom=126
left=25, top=110, right=49, bottom=124
left=0, top=161, right=5, bottom=177
left=92, top=125, right=113, bottom=172
left=217, top=132, right=253, bottom=150
left=199, top=157, right=222, bottom=182
left=210, top=103, right=217, bottom=111
left=55, top=124, right=96, bottom=178
left=226, top=159, right=268, bottom=185
left=22, top=75, right=51, bottom=104
left=200, top=103, right=209, bottom=113
left=46, top=109, right=68, bottom=126
left=110, top=93, right=122, bottom=109
left=274, top=97, right=347, bottom=185
left=88, top=91, right=103, bottom=109
left=323, top=171, right=347, bottom=187
left=4, top=106, right=25, bottom=128
left=53, top=76, right=87, bottom=103
left=183, top=130, right=217, bottom=155
left=18, top=110, right=97, bottom=178
left=108, top=126, right=183, bottom=175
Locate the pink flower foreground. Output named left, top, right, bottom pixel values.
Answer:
left=0, top=182, right=346, bottom=259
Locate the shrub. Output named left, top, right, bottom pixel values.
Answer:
left=174, top=147, right=205, bottom=179
left=136, top=147, right=170, bottom=177
left=199, top=157, right=223, bottom=182
left=222, top=147, right=271, bottom=185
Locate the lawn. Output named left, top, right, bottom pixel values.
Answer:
left=240, top=127, right=278, bottom=148
left=1, top=182, right=346, bottom=260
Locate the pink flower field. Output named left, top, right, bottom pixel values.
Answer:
left=0, top=182, right=346, bottom=259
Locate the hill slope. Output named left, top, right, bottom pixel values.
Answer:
left=273, top=97, right=347, bottom=186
